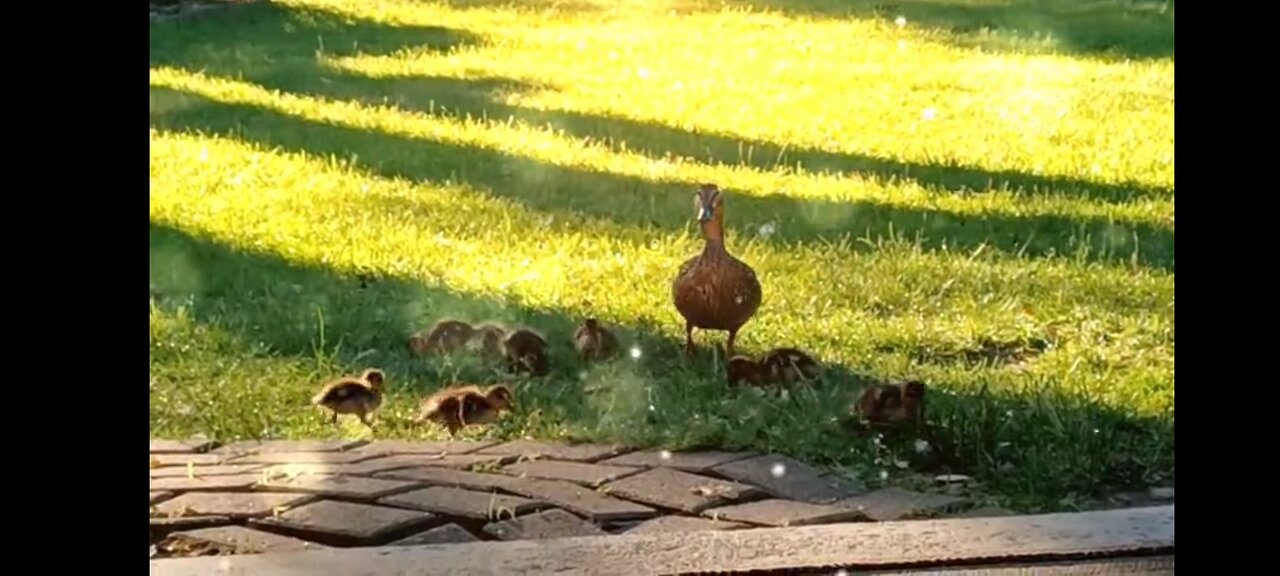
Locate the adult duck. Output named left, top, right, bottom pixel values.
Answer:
left=671, top=184, right=762, bottom=359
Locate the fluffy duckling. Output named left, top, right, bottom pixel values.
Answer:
left=760, top=347, right=822, bottom=384
left=470, top=322, right=509, bottom=358
left=726, top=355, right=768, bottom=387
left=408, top=319, right=475, bottom=356
left=726, top=348, right=821, bottom=388
left=854, top=380, right=927, bottom=428
left=503, top=328, right=550, bottom=376
left=416, top=384, right=515, bottom=437
left=311, top=368, right=384, bottom=428
left=574, top=318, right=620, bottom=361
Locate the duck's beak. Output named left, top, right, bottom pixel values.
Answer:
left=697, top=207, right=714, bottom=222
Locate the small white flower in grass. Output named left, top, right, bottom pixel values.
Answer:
left=895, top=16, right=907, bottom=27
left=1006, top=410, right=1015, bottom=419
left=879, top=470, right=889, bottom=480
left=771, top=463, right=787, bottom=478
left=922, top=108, right=938, bottom=120
left=659, top=450, right=672, bottom=461
left=630, top=346, right=643, bottom=359
left=1093, top=428, right=1100, bottom=434
left=637, top=68, right=650, bottom=79
left=758, top=222, right=777, bottom=238
left=578, top=370, right=589, bottom=381
left=648, top=404, right=656, bottom=412
left=913, top=439, right=931, bottom=454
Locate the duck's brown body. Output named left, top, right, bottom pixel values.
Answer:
left=416, top=384, right=515, bottom=437
left=312, top=369, right=384, bottom=427
left=574, top=318, right=619, bottom=361
left=503, top=328, right=550, bottom=376
left=672, top=184, right=762, bottom=359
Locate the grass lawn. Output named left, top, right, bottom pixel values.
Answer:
left=149, top=0, right=1174, bottom=512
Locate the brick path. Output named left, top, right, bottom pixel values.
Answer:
left=150, top=437, right=1006, bottom=557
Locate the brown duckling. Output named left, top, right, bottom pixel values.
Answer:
left=760, top=347, right=822, bottom=384
left=469, top=322, right=509, bottom=358
left=503, top=328, right=550, bottom=376
left=408, top=319, right=475, bottom=356
left=671, top=184, right=762, bottom=359
left=311, top=368, right=384, bottom=428
left=726, top=355, right=768, bottom=387
left=574, top=318, right=620, bottom=361
left=416, top=384, right=515, bottom=437
left=854, top=380, right=927, bottom=428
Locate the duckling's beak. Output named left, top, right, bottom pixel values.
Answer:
left=697, top=207, right=714, bottom=222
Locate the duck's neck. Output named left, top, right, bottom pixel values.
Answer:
left=700, top=218, right=727, bottom=256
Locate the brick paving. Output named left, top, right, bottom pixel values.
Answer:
left=149, top=437, right=1028, bottom=559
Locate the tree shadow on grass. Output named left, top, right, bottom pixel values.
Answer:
left=726, top=0, right=1175, bottom=60
left=150, top=0, right=1171, bottom=208
left=150, top=86, right=1174, bottom=271
left=149, top=221, right=1173, bottom=508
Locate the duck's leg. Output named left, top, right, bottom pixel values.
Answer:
left=683, top=322, right=696, bottom=358
left=358, top=411, right=373, bottom=429
left=725, top=328, right=739, bottom=360
left=330, top=412, right=339, bottom=427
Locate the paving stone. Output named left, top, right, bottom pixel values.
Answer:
left=151, top=491, right=174, bottom=505
left=834, top=487, right=970, bottom=521
left=150, top=464, right=265, bottom=478
left=215, top=439, right=367, bottom=455
left=153, top=492, right=314, bottom=519
left=953, top=505, right=1017, bottom=519
left=251, top=500, right=437, bottom=546
left=355, top=440, right=499, bottom=455
left=711, top=454, right=855, bottom=504
left=598, top=450, right=756, bottom=473
left=150, top=452, right=249, bottom=467
left=237, top=451, right=379, bottom=465
left=150, top=474, right=262, bottom=493
left=151, top=437, right=217, bottom=455
left=387, top=523, right=481, bottom=546
left=169, top=526, right=329, bottom=553
left=376, top=467, right=525, bottom=493
left=480, top=440, right=631, bottom=462
left=380, top=486, right=545, bottom=520
left=1149, top=486, right=1175, bottom=501
left=257, top=474, right=422, bottom=501
left=601, top=467, right=763, bottom=513
left=338, top=454, right=504, bottom=475
left=501, top=460, right=643, bottom=487
left=506, top=479, right=658, bottom=522
left=151, top=438, right=217, bottom=454
left=623, top=515, right=750, bottom=535
left=483, top=508, right=608, bottom=541
left=702, top=498, right=869, bottom=527
left=150, top=516, right=232, bottom=541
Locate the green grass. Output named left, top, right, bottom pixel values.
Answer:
left=149, top=0, right=1174, bottom=512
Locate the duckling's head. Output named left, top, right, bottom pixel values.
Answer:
left=361, top=369, right=385, bottom=390
left=902, top=380, right=927, bottom=401
left=485, top=385, right=515, bottom=411
left=583, top=318, right=601, bottom=331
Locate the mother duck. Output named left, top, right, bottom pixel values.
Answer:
left=672, top=184, right=762, bottom=359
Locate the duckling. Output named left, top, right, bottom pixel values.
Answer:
left=759, top=347, right=822, bottom=385
left=415, top=384, right=515, bottom=437
left=854, top=380, right=927, bottom=428
left=726, top=355, right=767, bottom=387
left=671, top=184, right=762, bottom=359
left=503, top=328, right=550, bottom=376
left=469, top=322, right=509, bottom=358
left=311, top=368, right=384, bottom=428
left=574, top=318, right=620, bottom=361
left=408, top=319, right=475, bottom=356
